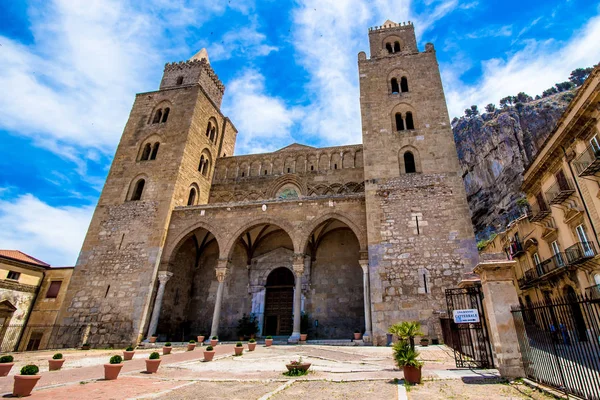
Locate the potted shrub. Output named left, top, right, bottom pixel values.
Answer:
left=163, top=342, right=172, bottom=355
left=234, top=342, right=244, bottom=356
left=149, top=334, right=158, bottom=343
left=187, top=340, right=196, bottom=351
left=388, top=321, right=424, bottom=350
left=13, top=365, right=40, bottom=397
left=104, top=355, right=123, bottom=380
left=203, top=345, right=215, bottom=361
left=197, top=335, right=205, bottom=344
left=285, top=357, right=311, bottom=372
left=210, top=336, right=218, bottom=347
left=48, top=353, right=65, bottom=371
left=123, top=345, right=135, bottom=361
left=354, top=330, right=362, bottom=340
left=265, top=336, right=273, bottom=347
left=81, top=342, right=91, bottom=350
left=420, top=337, right=430, bottom=347
left=145, top=352, right=161, bottom=373
left=0, top=355, right=14, bottom=376
left=248, top=338, right=256, bottom=351
left=393, top=341, right=423, bottom=384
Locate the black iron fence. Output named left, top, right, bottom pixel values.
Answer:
left=511, top=294, right=600, bottom=400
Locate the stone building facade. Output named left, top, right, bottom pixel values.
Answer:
left=56, top=21, right=477, bottom=346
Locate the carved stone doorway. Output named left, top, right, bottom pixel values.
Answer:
left=263, top=267, right=294, bottom=336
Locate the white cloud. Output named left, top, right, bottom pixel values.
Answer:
left=443, top=14, right=600, bottom=118
left=208, top=24, right=278, bottom=62
left=0, top=194, right=94, bottom=266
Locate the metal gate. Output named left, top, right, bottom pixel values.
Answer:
left=444, top=287, right=494, bottom=368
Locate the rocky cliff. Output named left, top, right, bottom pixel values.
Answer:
left=453, top=91, right=575, bottom=240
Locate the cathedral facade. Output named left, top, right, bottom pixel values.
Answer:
left=57, top=21, right=477, bottom=346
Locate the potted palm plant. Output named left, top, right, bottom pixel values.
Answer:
left=265, top=336, right=273, bottom=347
left=354, top=330, right=362, bottom=340
left=104, top=355, right=123, bottom=380
left=393, top=340, right=423, bottom=384
left=145, top=352, right=161, bottom=373
left=210, top=336, right=218, bottom=346
left=203, top=345, right=215, bottom=361
left=48, top=353, right=65, bottom=371
left=0, top=355, right=14, bottom=376
left=13, top=365, right=40, bottom=397
left=187, top=340, right=196, bottom=351
left=123, top=345, right=135, bottom=360
left=234, top=342, right=244, bottom=356
left=388, top=321, right=424, bottom=350
left=248, top=338, right=257, bottom=351
left=163, top=342, right=172, bottom=355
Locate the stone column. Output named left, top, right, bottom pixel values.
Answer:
left=210, top=260, right=229, bottom=338
left=474, top=260, right=525, bottom=379
left=146, top=271, right=173, bottom=340
left=359, top=253, right=372, bottom=342
left=288, top=254, right=305, bottom=343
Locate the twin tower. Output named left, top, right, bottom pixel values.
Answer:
left=55, top=21, right=476, bottom=346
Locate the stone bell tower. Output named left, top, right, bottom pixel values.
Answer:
left=57, top=49, right=237, bottom=346
left=358, top=21, right=478, bottom=343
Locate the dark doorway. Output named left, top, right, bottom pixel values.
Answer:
left=565, top=286, right=588, bottom=342
left=264, top=267, right=294, bottom=336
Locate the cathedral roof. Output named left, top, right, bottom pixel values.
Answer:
left=189, top=48, right=210, bottom=64
left=382, top=19, right=397, bottom=26
left=274, top=143, right=316, bottom=152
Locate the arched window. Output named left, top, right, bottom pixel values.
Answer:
left=210, top=126, right=216, bottom=142
left=176, top=76, right=184, bottom=85
left=206, top=122, right=212, bottom=137
left=264, top=170, right=268, bottom=175
left=198, top=155, right=205, bottom=172
left=395, top=113, right=405, bottom=131
left=391, top=78, right=399, bottom=94
left=187, top=188, right=197, bottom=206
left=404, top=152, right=416, bottom=173
left=141, top=143, right=151, bottom=161
left=400, top=77, right=409, bottom=92
left=131, top=179, right=145, bottom=201
left=394, top=41, right=401, bottom=52
left=406, top=112, right=415, bottom=130
left=152, top=109, right=162, bottom=124
left=162, top=108, right=170, bottom=123
left=150, top=143, right=159, bottom=160
left=385, top=43, right=393, bottom=54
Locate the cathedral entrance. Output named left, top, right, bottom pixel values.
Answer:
left=263, top=267, right=294, bottom=336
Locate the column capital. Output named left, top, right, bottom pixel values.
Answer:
left=157, top=271, right=174, bottom=284
left=216, top=267, right=229, bottom=283
left=293, top=253, right=306, bottom=274
left=358, top=259, right=369, bottom=273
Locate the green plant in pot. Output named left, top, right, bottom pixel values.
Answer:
left=210, top=336, right=219, bottom=346
left=104, top=355, right=123, bottom=380
left=187, top=340, right=196, bottom=351
left=393, top=341, right=423, bottom=385
left=234, top=341, right=244, bottom=356
left=146, top=351, right=161, bottom=373
left=0, top=355, right=14, bottom=377
left=163, top=341, right=172, bottom=355
left=123, top=345, right=136, bottom=361
left=204, top=345, right=215, bottom=361
left=49, top=353, right=65, bottom=371
left=13, top=365, right=40, bottom=397
left=248, top=338, right=257, bottom=351
left=388, top=321, right=424, bottom=350
left=265, top=335, right=273, bottom=347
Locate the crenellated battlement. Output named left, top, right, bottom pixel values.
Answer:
left=369, top=21, right=413, bottom=32
left=163, top=58, right=225, bottom=94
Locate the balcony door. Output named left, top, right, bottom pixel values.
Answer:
left=551, top=241, right=564, bottom=266
left=576, top=224, right=594, bottom=257
left=590, top=135, right=600, bottom=153
left=555, top=170, right=569, bottom=191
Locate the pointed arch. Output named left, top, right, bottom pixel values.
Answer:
left=161, top=108, right=170, bottom=123
left=394, top=41, right=401, bottom=52
left=150, top=142, right=160, bottom=160
left=391, top=103, right=417, bottom=132
left=404, top=152, right=416, bottom=173
left=129, top=177, right=146, bottom=201
left=398, top=146, right=422, bottom=174
left=385, top=42, right=393, bottom=54
left=187, top=184, right=198, bottom=206
left=152, top=109, right=162, bottom=124
left=301, top=212, right=367, bottom=254
left=141, top=143, right=152, bottom=161
left=391, top=78, right=400, bottom=94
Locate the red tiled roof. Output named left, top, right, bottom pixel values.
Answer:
left=0, top=250, right=50, bottom=267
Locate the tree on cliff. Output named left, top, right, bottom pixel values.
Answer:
left=569, top=67, right=594, bottom=86
left=485, top=103, right=496, bottom=113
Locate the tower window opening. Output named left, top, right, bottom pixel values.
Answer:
left=394, top=41, right=401, bottom=53
left=406, top=112, right=415, bottom=130
left=152, top=109, right=162, bottom=124
left=161, top=107, right=170, bottom=123
left=241, top=172, right=245, bottom=177
left=400, top=76, right=409, bottom=92
left=150, top=143, right=159, bottom=160
left=176, top=76, right=184, bottom=85
left=206, top=122, right=212, bottom=137
left=334, top=164, right=337, bottom=169
left=210, top=127, right=216, bottom=142
left=385, top=43, right=393, bottom=54
left=395, top=113, right=405, bottom=131
left=198, top=155, right=205, bottom=172
left=391, top=78, right=399, bottom=94
left=311, top=165, right=314, bottom=171
left=404, top=152, right=416, bottom=173
left=131, top=179, right=145, bottom=201
left=287, top=168, right=290, bottom=173
left=265, top=170, right=268, bottom=175
left=141, top=143, right=151, bottom=161
left=187, top=188, right=196, bottom=205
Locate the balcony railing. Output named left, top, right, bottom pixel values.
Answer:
left=545, top=178, right=576, bottom=205
left=585, top=284, right=600, bottom=301
left=529, top=198, right=551, bottom=222
left=537, top=253, right=567, bottom=276
left=573, top=144, right=600, bottom=176
left=565, top=241, right=597, bottom=264
left=506, top=239, right=525, bottom=258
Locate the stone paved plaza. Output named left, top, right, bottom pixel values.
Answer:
left=0, top=344, right=556, bottom=399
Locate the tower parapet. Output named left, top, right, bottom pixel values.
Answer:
left=367, top=20, right=418, bottom=58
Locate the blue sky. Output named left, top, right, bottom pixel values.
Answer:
left=1, top=0, right=599, bottom=266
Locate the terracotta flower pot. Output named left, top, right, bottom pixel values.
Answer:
left=0, top=363, right=14, bottom=377
left=81, top=345, right=91, bottom=350
left=149, top=336, right=157, bottom=343
left=162, top=346, right=172, bottom=355
left=123, top=350, right=135, bottom=361
left=210, top=339, right=218, bottom=347
left=145, top=359, right=161, bottom=373
left=197, top=336, right=205, bottom=343
left=48, top=358, right=65, bottom=371
left=300, top=334, right=308, bottom=341
left=104, top=363, right=123, bottom=380
left=403, top=365, right=422, bottom=384
left=248, top=343, right=256, bottom=351
left=354, top=332, right=361, bottom=340
left=420, top=339, right=429, bottom=347
left=13, top=375, right=41, bottom=397
left=285, top=363, right=311, bottom=372
left=203, top=350, right=215, bottom=361
left=265, top=338, right=273, bottom=347
left=187, top=343, right=196, bottom=351
left=234, top=346, right=243, bottom=356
